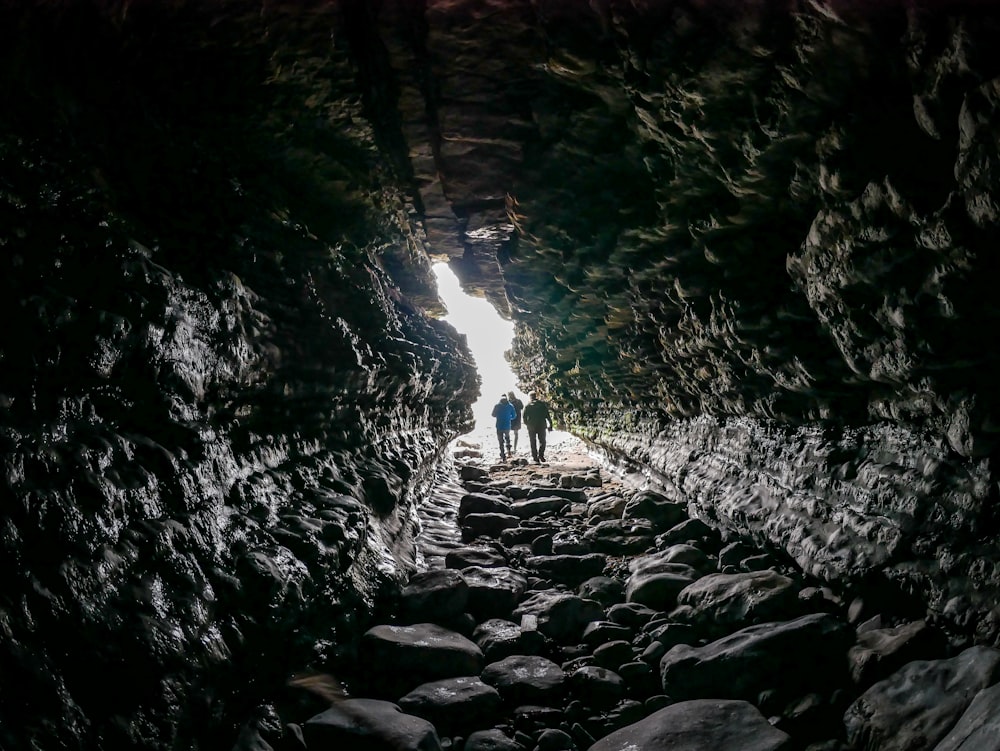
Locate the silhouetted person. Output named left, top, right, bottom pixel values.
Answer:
left=491, top=394, right=516, bottom=461
left=522, top=392, right=553, bottom=464
left=508, top=391, right=524, bottom=451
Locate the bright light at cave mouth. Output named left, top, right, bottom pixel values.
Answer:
left=433, top=262, right=526, bottom=432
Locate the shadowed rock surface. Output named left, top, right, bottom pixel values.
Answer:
left=3, top=1, right=1000, bottom=750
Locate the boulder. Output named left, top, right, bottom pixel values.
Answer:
left=608, top=602, right=658, bottom=628
left=303, top=699, right=442, bottom=751
left=481, top=655, right=566, bottom=705
left=398, top=676, right=503, bottom=735
left=513, top=591, right=605, bottom=642
left=652, top=543, right=713, bottom=571
left=568, top=666, right=625, bottom=708
left=399, top=569, right=469, bottom=623
left=587, top=495, right=629, bottom=521
left=625, top=552, right=700, bottom=610
left=551, top=530, right=591, bottom=555
left=671, top=570, right=804, bottom=636
left=473, top=618, right=547, bottom=662
left=593, top=640, right=634, bottom=671
left=462, top=565, right=528, bottom=620
left=360, top=623, right=484, bottom=692
left=578, top=576, right=626, bottom=607
left=445, top=546, right=508, bottom=569
left=622, top=490, right=688, bottom=531
left=527, top=487, right=587, bottom=502
left=459, top=492, right=513, bottom=518
left=524, top=553, right=607, bottom=585
left=844, top=646, right=1000, bottom=751
left=464, top=729, right=524, bottom=751
left=581, top=620, right=633, bottom=647
left=660, top=613, right=854, bottom=709
left=933, top=681, right=1000, bottom=751
left=587, top=699, right=791, bottom=751
left=655, top=518, right=721, bottom=550
left=509, top=496, right=569, bottom=518
left=583, top=518, right=656, bottom=555
left=461, top=512, right=521, bottom=542
left=458, top=465, right=490, bottom=482
left=501, top=523, right=557, bottom=546
left=848, top=619, right=945, bottom=687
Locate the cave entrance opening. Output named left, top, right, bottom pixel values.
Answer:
left=433, top=262, right=523, bottom=431
left=433, top=262, right=580, bottom=462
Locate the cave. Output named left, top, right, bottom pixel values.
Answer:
left=4, top=1, right=1000, bottom=750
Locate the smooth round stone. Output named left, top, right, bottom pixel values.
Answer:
left=360, top=623, right=483, bottom=689
left=536, top=728, right=575, bottom=751
left=399, top=569, right=469, bottom=622
left=303, top=698, right=442, bottom=751
left=608, top=602, right=659, bottom=628
left=398, top=676, right=502, bottom=734
left=578, top=576, right=626, bottom=607
left=464, top=728, right=523, bottom=751
left=582, top=620, right=633, bottom=647
left=568, top=666, right=625, bottom=708
left=446, top=546, right=508, bottom=569
left=592, top=640, right=634, bottom=670
left=481, top=655, right=566, bottom=705
left=463, top=566, right=528, bottom=620
left=459, top=492, right=513, bottom=518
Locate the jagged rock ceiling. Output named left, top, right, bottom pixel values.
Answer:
left=4, top=0, right=1000, bottom=749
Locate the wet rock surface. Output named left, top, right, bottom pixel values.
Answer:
left=280, top=440, right=1000, bottom=751
left=4, top=2, right=1000, bottom=750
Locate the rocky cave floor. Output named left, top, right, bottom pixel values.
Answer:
left=281, top=431, right=999, bottom=751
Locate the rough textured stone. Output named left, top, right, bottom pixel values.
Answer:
left=463, top=729, right=523, bottom=751
left=524, top=553, right=607, bottom=585
left=361, top=624, right=485, bottom=689
left=304, top=699, right=442, bottom=751
left=399, top=569, right=470, bottom=623
left=932, top=682, right=1000, bottom=751
left=848, top=620, right=946, bottom=688
left=671, top=571, right=805, bottom=636
left=397, top=676, right=502, bottom=735
left=480, top=655, right=566, bottom=706
left=509, top=497, right=569, bottom=518
left=462, top=566, right=529, bottom=620
left=577, top=576, right=626, bottom=608
left=660, top=614, right=854, bottom=707
left=460, top=493, right=514, bottom=519
left=512, top=591, right=606, bottom=643
left=473, top=618, right=547, bottom=663
left=844, top=646, right=1000, bottom=751
left=587, top=699, right=791, bottom=751
left=625, top=556, right=700, bottom=611
left=7, top=2, right=1000, bottom=749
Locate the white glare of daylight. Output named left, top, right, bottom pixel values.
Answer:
left=433, top=262, right=526, bottom=430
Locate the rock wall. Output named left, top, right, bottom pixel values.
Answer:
left=0, top=4, right=478, bottom=749
left=376, top=0, right=1000, bottom=641
left=6, top=0, right=1000, bottom=749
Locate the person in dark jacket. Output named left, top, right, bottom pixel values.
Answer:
left=491, top=394, right=517, bottom=461
left=521, top=392, right=553, bottom=464
left=507, top=391, right=524, bottom=452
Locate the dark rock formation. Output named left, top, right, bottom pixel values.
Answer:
left=0, top=4, right=478, bottom=749
left=4, top=1, right=1000, bottom=749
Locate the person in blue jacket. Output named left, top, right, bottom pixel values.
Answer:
left=491, top=394, right=517, bottom=461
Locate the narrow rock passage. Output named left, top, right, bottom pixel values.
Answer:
left=415, top=429, right=627, bottom=571
left=292, top=434, right=1000, bottom=751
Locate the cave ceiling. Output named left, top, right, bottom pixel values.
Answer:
left=6, top=2, right=1000, bottom=748
left=379, top=0, right=1000, bottom=452
left=6, top=0, right=1000, bottom=447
